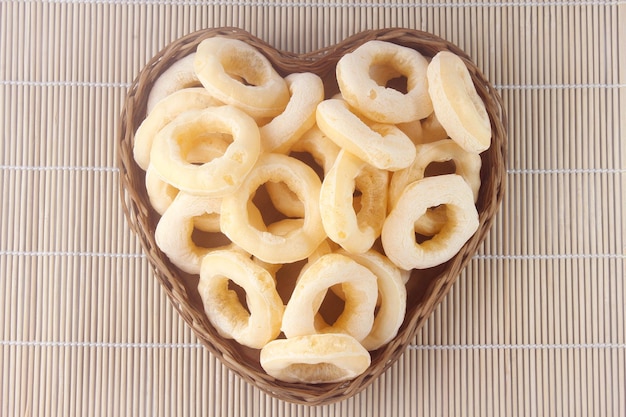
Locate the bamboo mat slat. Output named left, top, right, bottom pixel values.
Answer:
left=1, top=1, right=625, bottom=416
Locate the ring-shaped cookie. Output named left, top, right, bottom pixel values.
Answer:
left=281, top=253, right=378, bottom=341
left=337, top=249, right=407, bottom=351
left=389, top=138, right=482, bottom=209
left=412, top=206, right=449, bottom=237
left=320, top=150, right=389, bottom=254
left=155, top=192, right=230, bottom=274
left=220, top=153, right=326, bottom=264
left=150, top=105, right=261, bottom=196
left=260, top=72, right=324, bottom=153
left=194, top=37, right=290, bottom=119
left=316, top=98, right=416, bottom=171
left=198, top=249, right=284, bottom=349
left=336, top=40, right=432, bottom=124
left=260, top=333, right=371, bottom=384
left=134, top=88, right=222, bottom=170
left=381, top=174, right=479, bottom=270
left=427, top=51, right=491, bottom=153
left=146, top=54, right=202, bottom=114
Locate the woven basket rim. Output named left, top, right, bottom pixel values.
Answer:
left=117, top=27, right=507, bottom=406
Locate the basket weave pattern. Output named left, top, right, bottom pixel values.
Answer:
left=117, top=27, right=506, bottom=405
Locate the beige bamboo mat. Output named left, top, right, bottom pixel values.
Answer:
left=1, top=0, right=625, bottom=415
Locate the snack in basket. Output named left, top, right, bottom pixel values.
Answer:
left=281, top=253, right=378, bottom=341
left=194, top=37, right=290, bottom=118
left=149, top=106, right=261, bottom=196
left=319, top=149, right=389, bottom=254
left=198, top=249, right=284, bottom=349
left=335, top=40, right=432, bottom=123
left=219, top=152, right=326, bottom=264
left=427, top=51, right=492, bottom=153
left=125, top=32, right=500, bottom=391
left=260, top=333, right=371, bottom=384
left=381, top=174, right=479, bottom=270
left=335, top=249, right=407, bottom=351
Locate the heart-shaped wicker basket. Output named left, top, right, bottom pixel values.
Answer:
left=117, top=27, right=506, bottom=405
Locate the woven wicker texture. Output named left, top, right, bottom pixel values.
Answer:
left=2, top=1, right=624, bottom=416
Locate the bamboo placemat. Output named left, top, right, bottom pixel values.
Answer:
left=1, top=1, right=624, bottom=416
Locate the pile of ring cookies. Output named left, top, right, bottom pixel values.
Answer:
left=133, top=37, right=491, bottom=384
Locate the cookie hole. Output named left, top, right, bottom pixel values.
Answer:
left=414, top=231, right=432, bottom=244
left=223, top=51, right=267, bottom=86
left=352, top=189, right=363, bottom=212
left=369, top=63, right=397, bottom=82
left=227, top=73, right=254, bottom=86
left=318, top=288, right=345, bottom=326
left=190, top=229, right=232, bottom=248
left=251, top=182, right=292, bottom=226
left=371, top=237, right=384, bottom=254
left=183, top=133, right=233, bottom=166
left=274, top=259, right=308, bottom=304
left=289, top=151, right=325, bottom=181
left=228, top=280, right=250, bottom=315
left=369, top=63, right=409, bottom=94
left=385, top=75, right=408, bottom=94
left=413, top=205, right=448, bottom=240
left=424, top=160, right=456, bottom=177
